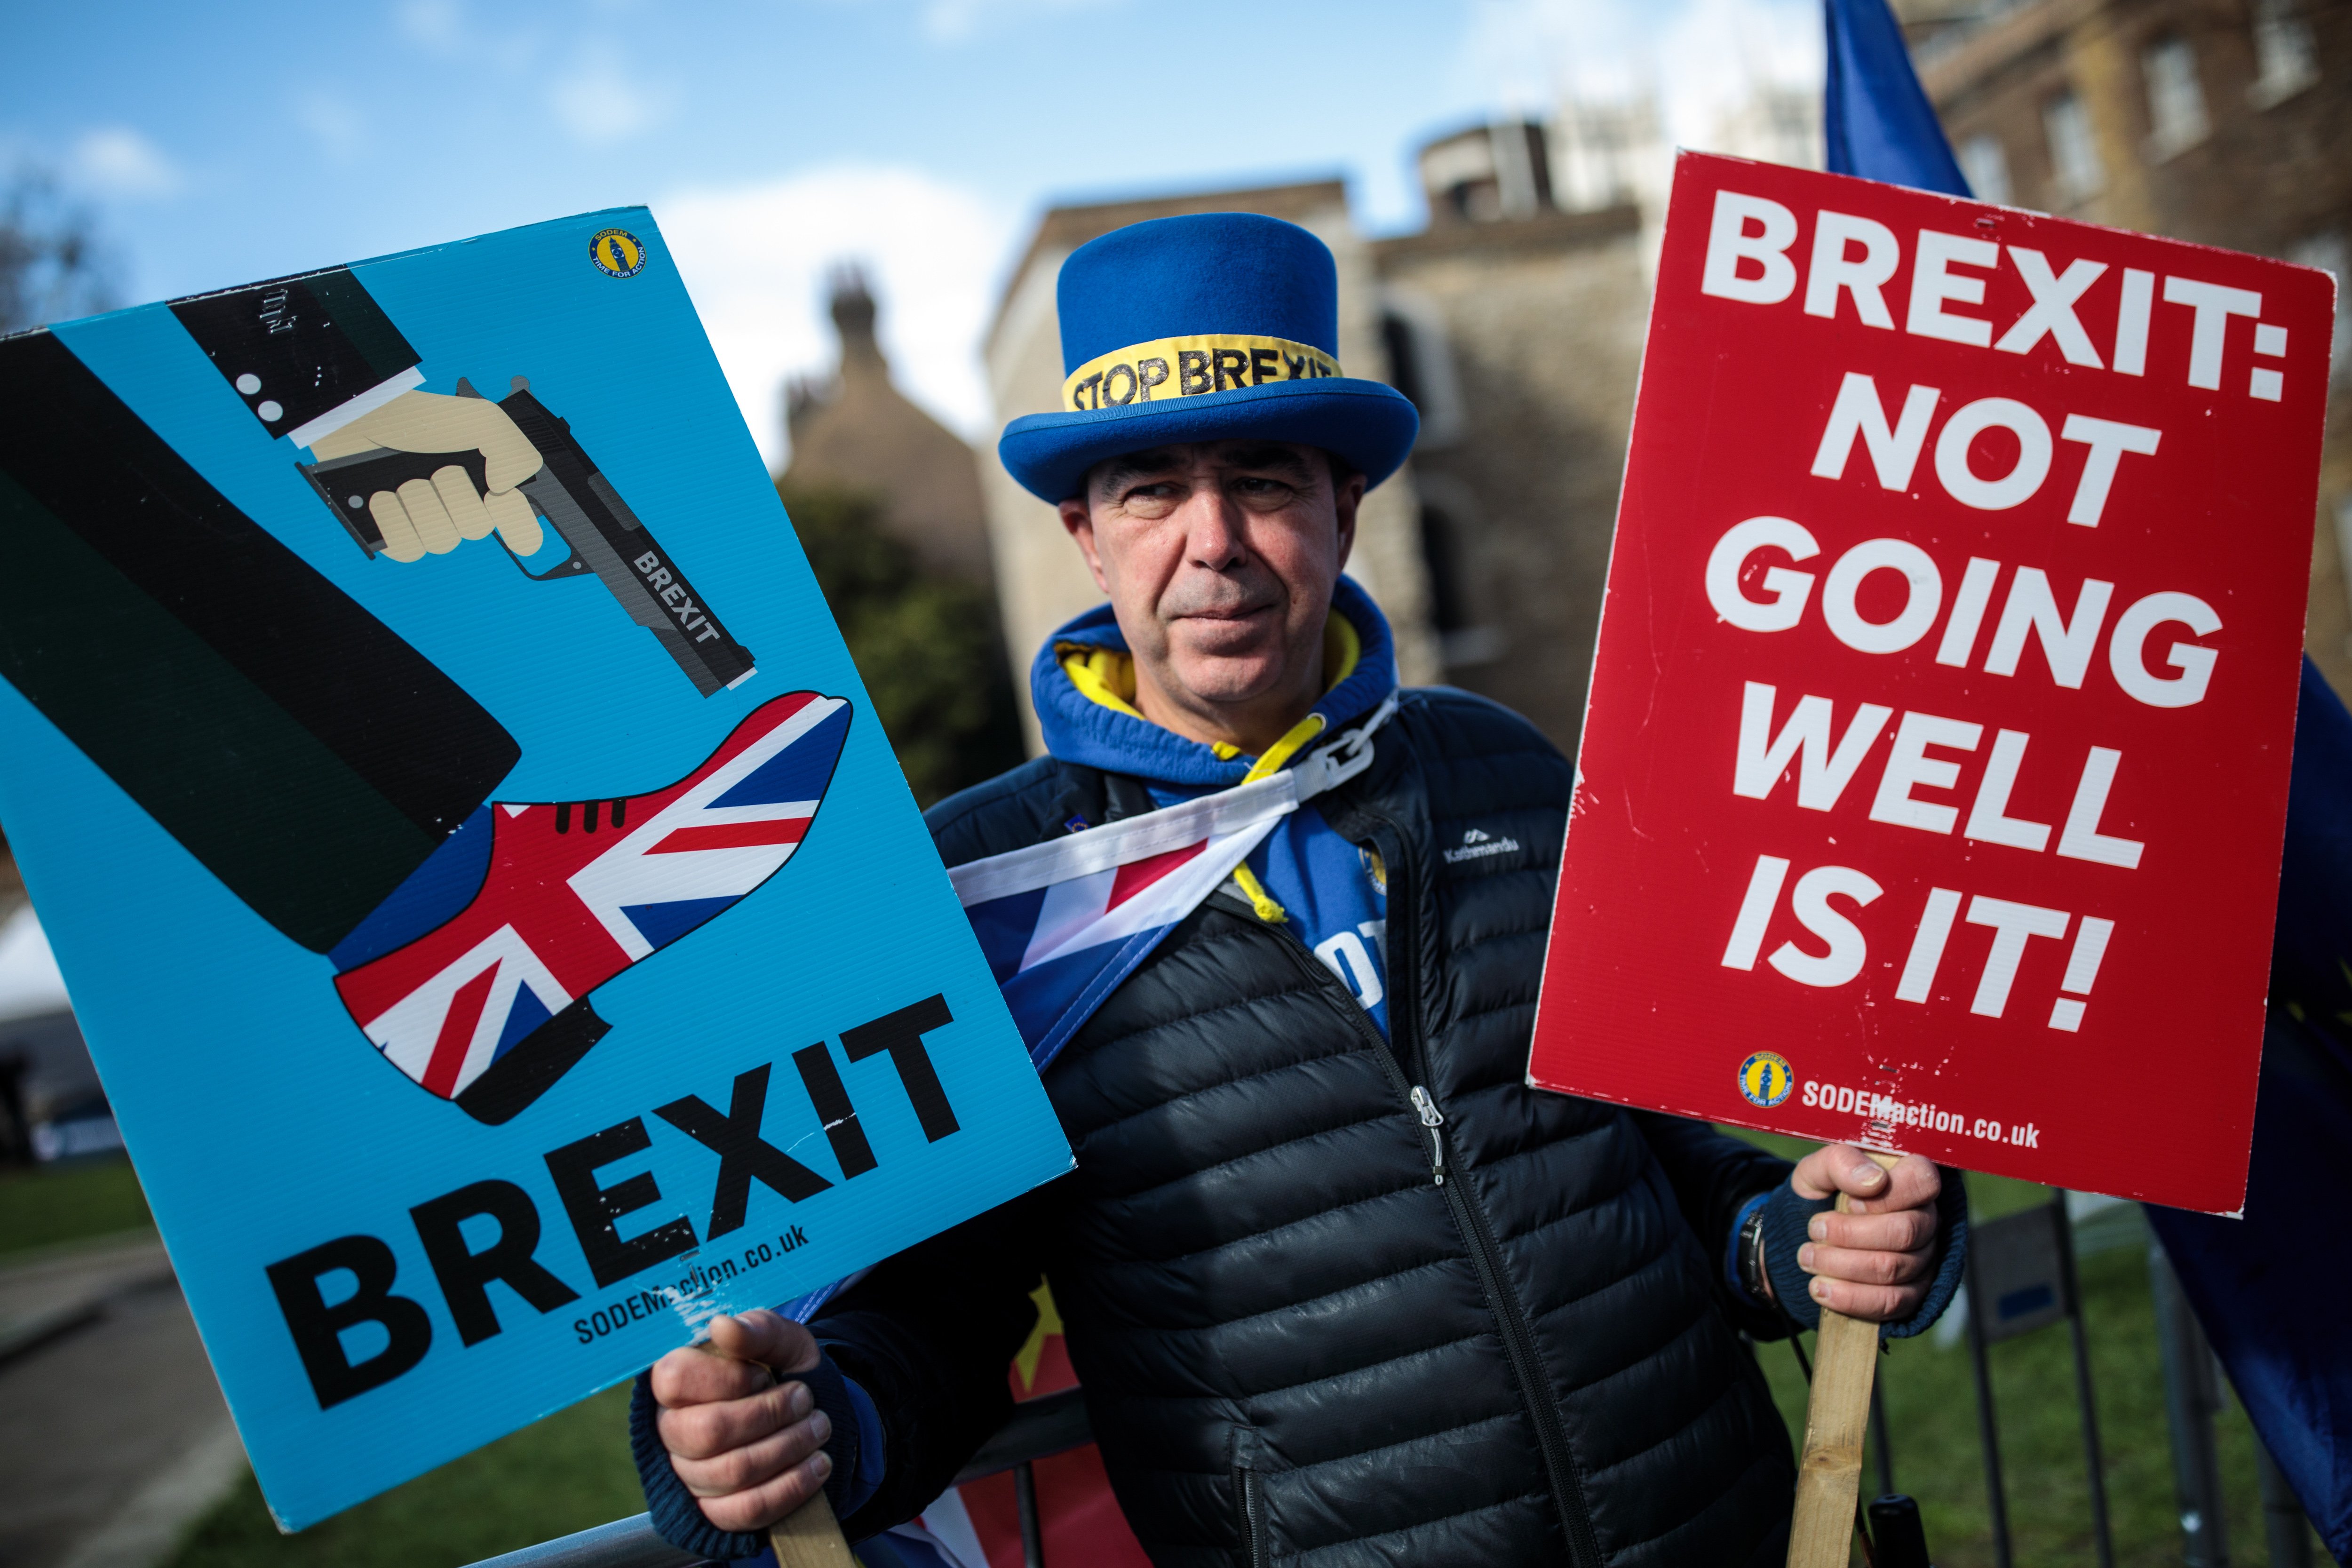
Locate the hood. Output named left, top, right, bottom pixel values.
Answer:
left=1031, top=574, right=1398, bottom=788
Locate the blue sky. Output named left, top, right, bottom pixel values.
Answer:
left=9, top=0, right=1818, bottom=459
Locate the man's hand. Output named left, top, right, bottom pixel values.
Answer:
left=1779, top=1145, right=1942, bottom=1322
left=650, top=1310, right=834, bottom=1535
left=308, top=390, right=545, bottom=563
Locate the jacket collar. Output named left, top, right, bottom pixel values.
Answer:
left=1032, top=575, right=1398, bottom=788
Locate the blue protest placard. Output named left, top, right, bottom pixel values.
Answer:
left=0, top=208, right=1073, bottom=1528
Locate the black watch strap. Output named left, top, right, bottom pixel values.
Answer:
left=1738, top=1201, right=1772, bottom=1302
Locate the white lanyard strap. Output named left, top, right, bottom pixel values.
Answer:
left=1290, top=689, right=1398, bottom=804
left=946, top=691, right=1401, bottom=908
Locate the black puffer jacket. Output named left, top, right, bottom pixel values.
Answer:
left=805, top=687, right=1804, bottom=1567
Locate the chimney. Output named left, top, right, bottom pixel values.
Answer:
left=827, top=262, right=885, bottom=373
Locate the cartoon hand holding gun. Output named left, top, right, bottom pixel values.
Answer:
left=306, top=390, right=546, bottom=562
left=171, top=267, right=755, bottom=696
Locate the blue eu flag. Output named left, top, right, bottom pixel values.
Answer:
left=2145, top=662, right=2352, bottom=1563
left=1821, top=0, right=2352, bottom=1554
left=1824, top=0, right=1971, bottom=196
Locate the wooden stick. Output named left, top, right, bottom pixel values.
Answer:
left=768, top=1488, right=858, bottom=1568
left=1784, top=1150, right=1901, bottom=1568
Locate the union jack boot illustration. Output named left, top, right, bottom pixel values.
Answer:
left=327, top=692, right=852, bottom=1123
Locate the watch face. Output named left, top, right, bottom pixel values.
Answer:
left=1740, top=1208, right=1771, bottom=1296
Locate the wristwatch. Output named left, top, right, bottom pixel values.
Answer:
left=1738, top=1201, right=1772, bottom=1303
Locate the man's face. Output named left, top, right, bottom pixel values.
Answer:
left=1058, top=440, right=1363, bottom=742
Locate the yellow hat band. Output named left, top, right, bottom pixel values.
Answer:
left=1061, top=334, right=1341, bottom=413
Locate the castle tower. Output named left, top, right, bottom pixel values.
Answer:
left=780, top=266, right=996, bottom=587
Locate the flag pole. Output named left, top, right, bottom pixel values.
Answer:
left=1786, top=1151, right=1900, bottom=1568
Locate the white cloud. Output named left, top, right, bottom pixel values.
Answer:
left=655, top=165, right=1019, bottom=471
left=395, top=0, right=543, bottom=70
left=547, top=43, right=674, bottom=145
left=396, top=0, right=466, bottom=51
left=294, top=91, right=367, bottom=163
left=1653, top=0, right=1821, bottom=148
left=1455, top=0, right=1820, bottom=147
left=1457, top=0, right=1646, bottom=111
left=920, top=0, right=1123, bottom=45
left=69, top=126, right=182, bottom=199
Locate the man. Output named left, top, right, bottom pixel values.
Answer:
left=633, top=213, right=1964, bottom=1566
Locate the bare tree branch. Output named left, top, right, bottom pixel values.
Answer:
left=0, top=169, right=116, bottom=334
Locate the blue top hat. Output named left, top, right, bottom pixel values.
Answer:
left=997, top=213, right=1420, bottom=503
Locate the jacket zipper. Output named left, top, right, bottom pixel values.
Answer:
left=1254, top=820, right=1604, bottom=1568
left=1431, top=1092, right=1604, bottom=1567
left=1233, top=1461, right=1270, bottom=1568
left=1408, top=1085, right=1446, bottom=1186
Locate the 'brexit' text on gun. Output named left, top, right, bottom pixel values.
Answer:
left=296, top=377, right=758, bottom=697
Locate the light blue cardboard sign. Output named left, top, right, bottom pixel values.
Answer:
left=0, top=208, right=1073, bottom=1528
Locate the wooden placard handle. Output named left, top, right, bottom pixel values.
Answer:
left=768, top=1488, right=858, bottom=1568
left=691, top=1340, right=859, bottom=1568
left=1784, top=1150, right=1902, bottom=1568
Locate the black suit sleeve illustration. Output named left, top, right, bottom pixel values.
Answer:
left=174, top=265, right=755, bottom=696
left=171, top=268, right=421, bottom=441
left=1, top=321, right=817, bottom=1120
left=4, top=262, right=796, bottom=1122
left=0, top=329, right=517, bottom=953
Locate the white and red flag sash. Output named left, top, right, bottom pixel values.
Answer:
left=778, top=692, right=1399, bottom=1323
left=950, top=692, right=1397, bottom=1073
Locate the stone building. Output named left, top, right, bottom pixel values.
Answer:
left=778, top=270, right=1028, bottom=804
left=1370, top=92, right=1826, bottom=741
left=1902, top=0, right=2352, bottom=690
left=977, top=21, right=2344, bottom=749
left=782, top=267, right=996, bottom=587
left=1417, top=119, right=1559, bottom=224
left=976, top=103, right=1785, bottom=750
left=1370, top=200, right=1650, bottom=740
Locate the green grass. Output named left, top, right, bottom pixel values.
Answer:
left=0, top=1154, right=153, bottom=1256
left=1729, top=1129, right=2328, bottom=1566
left=168, top=1384, right=645, bottom=1568
left=0, top=1158, right=644, bottom=1568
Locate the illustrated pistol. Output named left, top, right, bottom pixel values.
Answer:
left=295, top=377, right=756, bottom=697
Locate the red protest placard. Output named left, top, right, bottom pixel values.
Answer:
left=1527, top=153, right=2334, bottom=1216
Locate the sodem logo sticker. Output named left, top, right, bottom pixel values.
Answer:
left=1737, top=1051, right=1794, bottom=1109
left=589, top=228, right=647, bottom=279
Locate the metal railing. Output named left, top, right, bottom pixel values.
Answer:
left=463, top=1387, right=1093, bottom=1568
left=462, top=1514, right=700, bottom=1568
left=1948, top=1196, right=2315, bottom=1568
left=469, top=1208, right=2328, bottom=1568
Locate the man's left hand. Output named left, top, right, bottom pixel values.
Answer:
left=1778, top=1145, right=1942, bottom=1322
